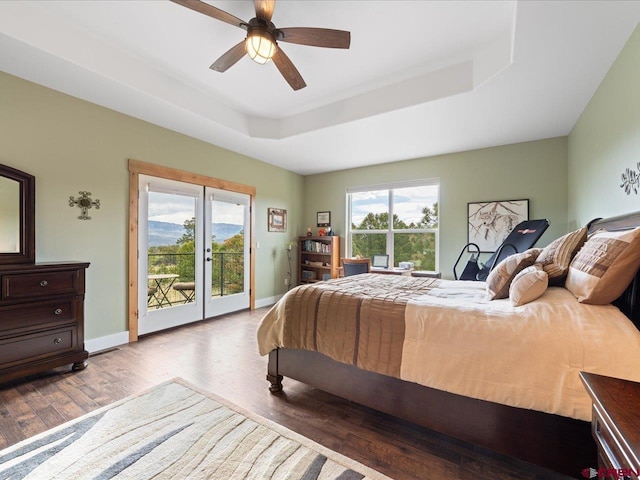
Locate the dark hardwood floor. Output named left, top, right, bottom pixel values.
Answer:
left=0, top=307, right=573, bottom=479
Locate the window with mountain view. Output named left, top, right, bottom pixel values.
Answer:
left=347, top=180, right=439, bottom=271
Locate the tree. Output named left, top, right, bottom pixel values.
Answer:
left=351, top=213, right=389, bottom=258
left=351, top=202, right=438, bottom=270
left=176, top=217, right=195, bottom=282
left=211, top=232, right=244, bottom=295
left=352, top=212, right=389, bottom=230
left=419, top=202, right=439, bottom=228
left=176, top=217, right=195, bottom=245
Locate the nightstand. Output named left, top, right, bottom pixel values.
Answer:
left=580, top=372, right=640, bottom=480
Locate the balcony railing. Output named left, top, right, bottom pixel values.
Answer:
left=147, top=251, right=244, bottom=308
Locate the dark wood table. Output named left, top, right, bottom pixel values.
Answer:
left=580, top=372, right=640, bottom=479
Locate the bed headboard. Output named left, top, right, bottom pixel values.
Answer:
left=587, top=211, right=640, bottom=330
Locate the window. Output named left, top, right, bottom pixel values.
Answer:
left=347, top=179, right=439, bottom=271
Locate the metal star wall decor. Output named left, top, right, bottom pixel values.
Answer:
left=69, top=191, right=100, bottom=220
left=620, top=162, right=640, bottom=195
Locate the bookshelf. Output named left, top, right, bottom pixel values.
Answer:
left=298, top=236, right=340, bottom=284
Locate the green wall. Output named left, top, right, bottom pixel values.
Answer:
left=568, top=24, right=640, bottom=227
left=2, top=19, right=637, bottom=344
left=303, top=137, right=568, bottom=279
left=0, top=71, right=303, bottom=342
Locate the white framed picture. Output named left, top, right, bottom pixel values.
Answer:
left=467, top=199, right=529, bottom=252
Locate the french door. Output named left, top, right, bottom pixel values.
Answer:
left=204, top=187, right=250, bottom=318
left=137, top=177, right=250, bottom=335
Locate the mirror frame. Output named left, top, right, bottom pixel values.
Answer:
left=0, top=164, right=35, bottom=265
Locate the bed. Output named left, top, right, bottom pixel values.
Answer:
left=257, top=211, right=640, bottom=478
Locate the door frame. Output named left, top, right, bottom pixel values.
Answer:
left=128, top=159, right=256, bottom=342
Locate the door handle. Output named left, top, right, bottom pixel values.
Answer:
left=206, top=257, right=212, bottom=262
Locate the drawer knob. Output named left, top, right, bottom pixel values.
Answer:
left=54, top=338, right=62, bottom=344
left=40, top=280, right=48, bottom=287
left=54, top=308, right=62, bottom=315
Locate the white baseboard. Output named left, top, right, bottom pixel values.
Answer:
left=85, top=331, right=130, bottom=354
left=86, top=298, right=283, bottom=353
left=255, top=295, right=283, bottom=308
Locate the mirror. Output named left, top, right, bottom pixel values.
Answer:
left=0, top=164, right=35, bottom=264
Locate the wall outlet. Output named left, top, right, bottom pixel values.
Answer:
left=284, top=277, right=289, bottom=286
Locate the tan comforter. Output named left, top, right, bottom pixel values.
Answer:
left=257, top=274, right=640, bottom=421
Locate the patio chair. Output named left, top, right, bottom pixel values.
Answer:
left=172, top=282, right=195, bottom=302
left=454, top=218, right=550, bottom=281
left=147, top=286, right=159, bottom=307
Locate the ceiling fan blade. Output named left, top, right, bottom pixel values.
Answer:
left=272, top=49, right=306, bottom=91
left=210, top=41, right=247, bottom=72
left=254, top=0, right=275, bottom=22
left=276, top=28, right=350, bottom=49
left=170, top=0, right=247, bottom=30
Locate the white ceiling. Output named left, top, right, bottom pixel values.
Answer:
left=1, top=1, right=639, bottom=175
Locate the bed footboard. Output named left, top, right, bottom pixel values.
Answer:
left=267, top=348, right=595, bottom=479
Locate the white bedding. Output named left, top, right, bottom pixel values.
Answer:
left=402, top=280, right=640, bottom=421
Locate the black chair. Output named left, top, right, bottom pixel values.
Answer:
left=341, top=258, right=371, bottom=276
left=454, top=219, right=550, bottom=281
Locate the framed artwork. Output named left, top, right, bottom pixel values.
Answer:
left=268, top=208, right=287, bottom=232
left=317, top=211, right=331, bottom=227
left=467, top=199, right=529, bottom=252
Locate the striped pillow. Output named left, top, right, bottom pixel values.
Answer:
left=535, top=227, right=587, bottom=285
left=565, top=227, right=640, bottom=304
left=486, top=249, right=540, bottom=300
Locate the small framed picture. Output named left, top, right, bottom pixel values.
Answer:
left=268, top=208, right=287, bottom=232
left=317, top=211, right=331, bottom=227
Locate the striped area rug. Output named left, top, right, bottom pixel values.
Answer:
left=0, top=379, right=390, bottom=479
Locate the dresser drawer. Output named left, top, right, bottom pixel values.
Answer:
left=0, top=325, right=76, bottom=367
left=1, top=270, right=81, bottom=300
left=0, top=297, right=77, bottom=333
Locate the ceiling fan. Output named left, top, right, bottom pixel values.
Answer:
left=170, top=0, right=351, bottom=90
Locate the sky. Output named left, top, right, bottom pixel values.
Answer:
left=148, top=192, right=244, bottom=226
left=351, top=185, right=439, bottom=227
left=147, top=184, right=438, bottom=230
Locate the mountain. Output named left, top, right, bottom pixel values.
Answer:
left=147, top=221, right=243, bottom=247
left=212, top=223, right=244, bottom=243
left=148, top=221, right=185, bottom=247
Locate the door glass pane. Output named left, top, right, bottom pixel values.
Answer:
left=392, top=185, right=439, bottom=229
left=394, top=232, right=437, bottom=270
left=211, top=199, right=245, bottom=297
left=351, top=190, right=389, bottom=230
left=147, top=191, right=196, bottom=309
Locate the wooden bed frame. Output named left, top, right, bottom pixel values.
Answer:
left=266, top=210, right=640, bottom=479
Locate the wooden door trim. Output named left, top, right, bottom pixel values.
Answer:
left=128, top=159, right=256, bottom=342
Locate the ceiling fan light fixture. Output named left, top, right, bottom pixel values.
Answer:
left=246, top=31, right=277, bottom=65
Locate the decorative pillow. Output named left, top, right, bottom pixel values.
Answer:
left=565, top=227, right=640, bottom=304
left=535, top=227, right=588, bottom=286
left=486, top=249, right=540, bottom=300
left=526, top=247, right=544, bottom=258
left=509, top=265, right=549, bottom=306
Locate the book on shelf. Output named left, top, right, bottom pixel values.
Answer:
left=302, top=240, right=332, bottom=253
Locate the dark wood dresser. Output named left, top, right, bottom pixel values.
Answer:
left=0, top=262, right=90, bottom=384
left=580, top=372, right=640, bottom=480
